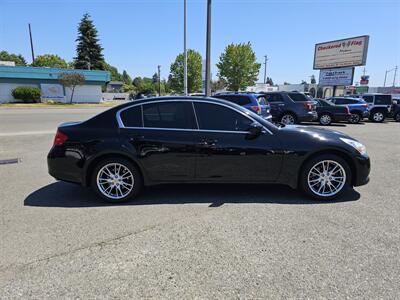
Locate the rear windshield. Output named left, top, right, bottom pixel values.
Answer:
left=256, top=96, right=267, bottom=105
left=375, top=94, right=392, bottom=105
left=288, top=93, right=308, bottom=102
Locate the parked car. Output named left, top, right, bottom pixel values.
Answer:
left=347, top=93, right=392, bottom=122
left=261, top=92, right=318, bottom=125
left=213, top=93, right=272, bottom=121
left=328, top=97, right=370, bottom=124
left=313, top=98, right=351, bottom=125
left=48, top=96, right=370, bottom=202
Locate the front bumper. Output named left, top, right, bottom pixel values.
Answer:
left=353, top=154, right=371, bottom=187
left=362, top=110, right=370, bottom=118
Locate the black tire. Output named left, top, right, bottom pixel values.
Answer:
left=348, top=113, right=361, bottom=124
left=299, top=154, right=352, bottom=201
left=318, top=113, right=332, bottom=126
left=91, top=157, right=143, bottom=203
left=395, top=113, right=400, bottom=122
left=280, top=113, right=297, bottom=125
left=369, top=110, right=386, bottom=123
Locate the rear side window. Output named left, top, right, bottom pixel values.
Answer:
left=120, top=106, right=142, bottom=127
left=194, top=102, right=253, bottom=132
left=142, top=102, right=196, bottom=129
left=375, top=95, right=392, bottom=105
left=265, top=93, right=283, bottom=102
left=333, top=98, right=346, bottom=104
left=288, top=93, right=308, bottom=102
left=256, top=96, right=267, bottom=105
left=362, top=96, right=374, bottom=103
left=216, top=95, right=251, bottom=106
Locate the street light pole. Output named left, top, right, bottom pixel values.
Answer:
left=263, top=55, right=268, bottom=84
left=158, top=65, right=161, bottom=96
left=183, top=0, right=188, bottom=96
left=28, top=23, right=35, bottom=63
left=205, top=0, right=212, bottom=97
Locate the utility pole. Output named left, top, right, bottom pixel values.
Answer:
left=362, top=67, right=366, bottom=76
left=205, top=0, right=212, bottom=97
left=263, top=55, right=268, bottom=84
left=158, top=65, right=161, bottom=96
left=393, top=66, right=398, bottom=87
left=183, top=0, right=188, bottom=96
left=28, top=23, right=35, bottom=63
left=384, top=66, right=398, bottom=87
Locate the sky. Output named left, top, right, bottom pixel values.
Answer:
left=1, top=0, right=399, bottom=87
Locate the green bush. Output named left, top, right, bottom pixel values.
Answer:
left=11, top=86, right=41, bottom=103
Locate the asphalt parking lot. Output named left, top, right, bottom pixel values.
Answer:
left=0, top=107, right=399, bottom=299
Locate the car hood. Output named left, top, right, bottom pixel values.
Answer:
left=279, top=124, right=353, bottom=141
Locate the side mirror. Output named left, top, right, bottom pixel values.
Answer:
left=246, top=122, right=263, bottom=139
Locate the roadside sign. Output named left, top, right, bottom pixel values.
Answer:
left=319, top=67, right=354, bottom=86
left=313, top=35, right=369, bottom=69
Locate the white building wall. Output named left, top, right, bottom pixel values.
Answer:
left=64, top=85, right=102, bottom=103
left=0, top=83, right=39, bottom=103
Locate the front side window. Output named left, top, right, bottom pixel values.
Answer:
left=288, top=93, right=308, bottom=102
left=194, top=102, right=253, bottom=132
left=142, top=102, right=196, bottom=129
left=120, top=106, right=142, bottom=127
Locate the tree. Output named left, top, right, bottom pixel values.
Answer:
left=58, top=72, right=85, bottom=103
left=103, top=62, right=122, bottom=81
left=216, top=42, right=260, bottom=91
left=74, top=13, right=104, bottom=70
left=31, top=54, right=67, bottom=68
left=169, top=49, right=202, bottom=93
left=0, top=51, right=27, bottom=66
left=132, top=76, right=156, bottom=94
left=310, top=75, right=316, bottom=84
left=121, top=70, right=132, bottom=84
left=283, top=82, right=291, bottom=85
left=301, top=80, right=308, bottom=84
left=211, top=78, right=226, bottom=92
left=266, top=77, right=274, bottom=86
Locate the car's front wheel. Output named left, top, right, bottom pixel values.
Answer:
left=300, top=154, right=351, bottom=200
left=318, top=113, right=332, bottom=125
left=370, top=110, right=386, bottom=123
left=280, top=113, right=296, bottom=125
left=91, top=157, right=143, bottom=203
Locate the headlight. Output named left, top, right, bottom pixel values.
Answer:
left=340, top=138, right=367, bottom=155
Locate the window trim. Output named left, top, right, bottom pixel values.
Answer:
left=116, top=99, right=273, bottom=135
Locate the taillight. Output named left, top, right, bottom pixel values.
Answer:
left=362, top=104, right=368, bottom=108
left=250, top=106, right=261, bottom=114
left=303, top=101, right=313, bottom=110
left=53, top=130, right=68, bottom=146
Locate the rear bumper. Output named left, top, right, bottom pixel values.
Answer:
left=298, top=111, right=318, bottom=122
left=47, top=146, right=85, bottom=185
left=353, top=154, right=371, bottom=187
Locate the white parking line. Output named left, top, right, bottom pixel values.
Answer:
left=0, top=130, right=55, bottom=137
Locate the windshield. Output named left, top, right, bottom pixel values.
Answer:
left=288, top=93, right=309, bottom=102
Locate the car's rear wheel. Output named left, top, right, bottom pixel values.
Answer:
left=370, top=110, right=385, bottom=123
left=300, top=154, right=351, bottom=200
left=91, top=157, right=143, bottom=203
left=395, top=113, right=400, bottom=122
left=319, top=113, right=332, bottom=125
left=348, top=113, right=361, bottom=124
left=280, top=113, right=296, bottom=125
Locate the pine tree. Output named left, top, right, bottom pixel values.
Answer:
left=74, top=13, right=104, bottom=70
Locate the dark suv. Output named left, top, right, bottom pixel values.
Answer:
left=262, top=92, right=318, bottom=124
left=213, top=93, right=272, bottom=121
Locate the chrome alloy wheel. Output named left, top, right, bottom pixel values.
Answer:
left=373, top=112, right=384, bottom=122
left=349, top=113, right=360, bottom=123
left=281, top=114, right=295, bottom=125
left=320, top=114, right=331, bottom=125
left=307, top=160, right=346, bottom=197
left=96, top=163, right=134, bottom=200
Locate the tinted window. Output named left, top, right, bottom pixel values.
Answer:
left=288, top=93, right=308, bottom=102
left=333, top=98, right=345, bottom=105
left=375, top=95, right=392, bottom=105
left=216, top=95, right=251, bottom=106
left=265, top=93, right=283, bottom=102
left=194, top=102, right=253, bottom=131
left=142, top=102, right=196, bottom=129
left=120, top=106, right=142, bottom=127
left=362, top=95, right=374, bottom=103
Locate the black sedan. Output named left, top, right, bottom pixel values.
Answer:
left=48, top=97, right=370, bottom=202
left=314, top=98, right=351, bottom=125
